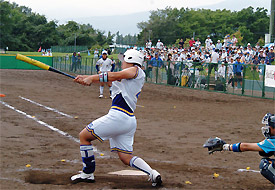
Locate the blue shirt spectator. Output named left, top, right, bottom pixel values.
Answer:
left=233, top=58, right=244, bottom=73
left=150, top=52, right=163, bottom=67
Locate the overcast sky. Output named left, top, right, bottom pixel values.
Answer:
left=8, top=0, right=271, bottom=35
left=9, top=0, right=270, bottom=20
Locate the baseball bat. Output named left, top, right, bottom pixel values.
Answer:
left=15, top=54, right=75, bottom=79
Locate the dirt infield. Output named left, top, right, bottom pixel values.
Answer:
left=0, top=69, right=274, bottom=190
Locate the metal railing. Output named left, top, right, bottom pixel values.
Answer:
left=53, top=56, right=275, bottom=100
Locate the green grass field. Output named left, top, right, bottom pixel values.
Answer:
left=5, top=51, right=119, bottom=60
left=2, top=51, right=274, bottom=81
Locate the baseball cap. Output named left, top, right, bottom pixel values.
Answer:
left=236, top=57, right=241, bottom=59
left=247, top=43, right=251, bottom=45
left=102, top=50, right=108, bottom=55
left=217, top=40, right=220, bottom=42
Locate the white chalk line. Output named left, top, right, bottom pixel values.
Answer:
left=237, top=169, right=260, bottom=173
left=136, top=105, right=144, bottom=108
left=1, top=100, right=180, bottom=165
left=0, top=177, right=25, bottom=183
left=1, top=100, right=80, bottom=143
left=19, top=96, right=74, bottom=118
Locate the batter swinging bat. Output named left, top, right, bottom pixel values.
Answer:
left=15, top=54, right=75, bottom=79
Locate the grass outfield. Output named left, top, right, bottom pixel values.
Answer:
left=5, top=51, right=119, bottom=59
left=3, top=51, right=274, bottom=80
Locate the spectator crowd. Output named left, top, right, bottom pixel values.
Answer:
left=141, top=35, right=274, bottom=88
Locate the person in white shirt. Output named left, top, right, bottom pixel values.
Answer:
left=209, top=42, right=215, bottom=53
left=205, top=35, right=212, bottom=51
left=216, top=40, right=222, bottom=50
left=46, top=50, right=52, bottom=56
left=221, top=49, right=228, bottom=62
left=96, top=51, right=115, bottom=98
left=72, top=49, right=162, bottom=187
left=94, top=49, right=99, bottom=59
left=195, top=38, right=201, bottom=48
left=210, top=49, right=220, bottom=80
left=218, top=62, right=226, bottom=79
left=156, top=39, right=163, bottom=50
left=231, top=35, right=238, bottom=47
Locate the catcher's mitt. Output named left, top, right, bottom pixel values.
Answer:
left=203, top=137, right=226, bottom=154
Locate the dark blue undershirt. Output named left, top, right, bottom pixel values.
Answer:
left=112, top=93, right=133, bottom=113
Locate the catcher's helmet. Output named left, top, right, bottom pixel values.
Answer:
left=261, top=113, right=275, bottom=138
left=262, top=113, right=275, bottom=128
left=118, top=49, right=144, bottom=67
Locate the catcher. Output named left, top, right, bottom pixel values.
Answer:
left=203, top=113, right=275, bottom=184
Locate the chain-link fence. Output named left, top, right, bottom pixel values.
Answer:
left=53, top=56, right=275, bottom=100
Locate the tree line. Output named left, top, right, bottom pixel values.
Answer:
left=137, top=6, right=269, bottom=47
left=0, top=1, right=114, bottom=51
left=0, top=1, right=270, bottom=51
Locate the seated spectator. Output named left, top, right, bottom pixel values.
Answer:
left=216, top=40, right=222, bottom=50
left=195, top=38, right=201, bottom=48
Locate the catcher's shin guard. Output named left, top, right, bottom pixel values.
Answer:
left=259, top=158, right=275, bottom=184
left=80, top=145, right=95, bottom=174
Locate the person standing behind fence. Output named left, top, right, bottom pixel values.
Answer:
left=94, top=49, right=99, bottom=59
left=156, top=39, right=163, bottom=50
left=77, top=52, right=82, bottom=70
left=96, top=50, right=115, bottom=98
left=149, top=52, right=163, bottom=82
left=71, top=52, right=78, bottom=72
left=179, top=38, right=184, bottom=49
left=233, top=57, right=244, bottom=89
left=205, top=35, right=213, bottom=51
left=210, top=49, right=220, bottom=80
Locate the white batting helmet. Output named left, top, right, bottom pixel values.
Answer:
left=118, top=49, right=144, bottom=67
left=102, top=50, right=108, bottom=55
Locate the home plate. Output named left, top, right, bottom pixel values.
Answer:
left=108, top=170, right=147, bottom=176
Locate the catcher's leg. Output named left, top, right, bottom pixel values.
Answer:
left=259, top=158, right=275, bottom=184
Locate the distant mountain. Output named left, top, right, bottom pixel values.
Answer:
left=57, top=0, right=270, bottom=36
left=195, top=0, right=270, bottom=12
left=59, top=11, right=151, bottom=36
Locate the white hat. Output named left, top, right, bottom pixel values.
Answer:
left=102, top=50, right=108, bottom=55
left=217, top=40, right=220, bottom=42
left=237, top=51, right=242, bottom=54
left=247, top=43, right=251, bottom=46
left=118, top=49, right=144, bottom=67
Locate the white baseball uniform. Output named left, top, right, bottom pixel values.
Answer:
left=96, top=58, right=113, bottom=72
left=86, top=66, right=145, bottom=153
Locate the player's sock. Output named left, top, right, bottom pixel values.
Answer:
left=130, top=156, right=152, bottom=175
left=99, top=86, right=104, bottom=95
left=80, top=145, right=95, bottom=174
left=215, top=71, right=218, bottom=80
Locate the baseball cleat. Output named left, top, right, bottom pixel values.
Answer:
left=99, top=94, right=103, bottom=98
left=71, top=171, right=95, bottom=184
left=149, top=169, right=162, bottom=187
